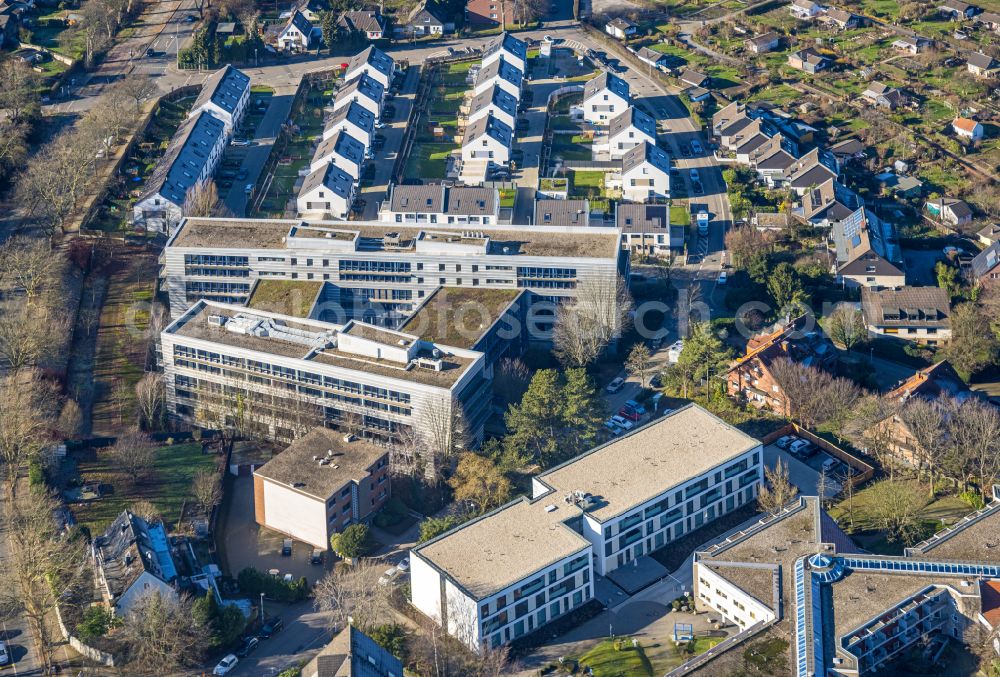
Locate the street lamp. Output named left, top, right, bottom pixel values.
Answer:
left=259, top=592, right=265, bottom=624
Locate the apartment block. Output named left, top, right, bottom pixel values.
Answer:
left=253, top=427, right=390, bottom=549
left=410, top=405, right=763, bottom=652
left=160, top=218, right=627, bottom=321
left=159, top=299, right=491, bottom=445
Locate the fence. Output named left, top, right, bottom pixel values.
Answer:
left=760, top=424, right=875, bottom=490
left=18, top=41, right=77, bottom=67
left=54, top=603, right=116, bottom=667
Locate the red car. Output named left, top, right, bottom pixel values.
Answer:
left=618, top=406, right=641, bottom=422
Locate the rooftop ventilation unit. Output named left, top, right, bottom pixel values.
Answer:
left=207, top=314, right=228, bottom=327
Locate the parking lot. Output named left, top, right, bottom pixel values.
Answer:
left=763, top=441, right=843, bottom=499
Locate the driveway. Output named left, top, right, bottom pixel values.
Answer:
left=228, top=599, right=332, bottom=677
left=763, top=443, right=841, bottom=499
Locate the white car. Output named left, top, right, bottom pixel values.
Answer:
left=606, top=377, right=625, bottom=393
left=396, top=556, right=410, bottom=572
left=603, top=420, right=624, bottom=435
left=667, top=340, right=684, bottom=364
left=0, top=641, right=9, bottom=666
left=378, top=568, right=399, bottom=586
left=213, top=654, right=238, bottom=675
left=543, top=34, right=555, bottom=42
left=718, top=271, right=727, bottom=285
left=610, top=415, right=634, bottom=431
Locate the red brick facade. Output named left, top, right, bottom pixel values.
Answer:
left=466, top=0, right=502, bottom=25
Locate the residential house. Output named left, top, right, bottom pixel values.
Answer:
left=333, top=74, right=384, bottom=119
left=953, top=117, right=984, bottom=140
left=473, top=56, right=523, bottom=100
left=253, top=427, right=390, bottom=549
left=619, top=142, right=671, bottom=202
left=0, top=14, right=18, bottom=49
left=795, top=177, right=861, bottom=226
left=940, top=0, right=979, bottom=19
left=875, top=173, right=923, bottom=199
left=467, top=85, right=518, bottom=130
left=604, top=106, right=657, bottom=160
left=819, top=7, right=860, bottom=28
left=461, top=113, right=513, bottom=168
left=861, top=287, right=952, bottom=345
left=784, top=148, right=838, bottom=195
left=861, top=81, right=905, bottom=110
left=481, top=31, right=527, bottom=74
left=605, top=17, right=638, bottom=39
left=323, top=101, right=376, bottom=153
left=686, top=87, right=711, bottom=103
left=892, top=36, right=930, bottom=54
left=92, top=511, right=179, bottom=614
left=967, top=51, right=1000, bottom=76
left=925, top=197, right=973, bottom=225
left=745, top=31, right=781, bottom=53
left=160, top=299, right=493, bottom=444
left=975, top=10, right=1000, bottom=29
left=301, top=626, right=404, bottom=677
left=829, top=138, right=867, bottom=165
left=582, top=71, right=630, bottom=125
left=465, top=0, right=501, bottom=26
left=970, top=241, right=1000, bottom=289
left=830, top=207, right=905, bottom=288
left=977, top=223, right=1000, bottom=246
left=187, top=64, right=250, bottom=134
left=297, top=162, right=357, bottom=220
left=724, top=315, right=837, bottom=414
left=310, top=129, right=366, bottom=177
left=617, top=202, right=685, bottom=253
left=748, top=135, right=797, bottom=187
left=344, top=45, right=394, bottom=90
left=789, top=0, right=824, bottom=19
left=679, top=69, right=710, bottom=88
left=788, top=48, right=831, bottom=73
left=410, top=405, right=763, bottom=652
left=337, top=10, right=385, bottom=39
left=132, top=111, right=228, bottom=234
left=534, top=199, right=590, bottom=227
left=277, top=10, right=315, bottom=51
left=398, top=2, right=452, bottom=35
left=636, top=46, right=670, bottom=69
left=379, top=184, right=500, bottom=225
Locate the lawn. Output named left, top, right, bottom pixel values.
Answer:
left=404, top=142, right=457, bottom=179
left=551, top=134, right=593, bottom=161
left=69, top=442, right=217, bottom=535
left=670, top=204, right=690, bottom=226
left=30, top=16, right=87, bottom=60
left=499, top=188, right=516, bottom=208
left=578, top=639, right=653, bottom=677
left=827, top=479, right=974, bottom=555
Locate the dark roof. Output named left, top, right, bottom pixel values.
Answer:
left=389, top=184, right=444, bottom=213
left=483, top=31, right=527, bottom=62
left=93, top=511, right=178, bottom=602
left=469, top=85, right=518, bottom=120
left=285, top=9, right=313, bottom=36
left=679, top=68, right=709, bottom=87
left=191, top=64, right=249, bottom=118
left=336, top=73, right=384, bottom=105
left=141, top=111, right=227, bottom=205
left=608, top=106, right=656, bottom=140
left=337, top=10, right=384, bottom=33
left=387, top=185, right=497, bottom=215
left=407, top=1, right=446, bottom=26
left=606, top=17, right=636, bottom=30
left=445, top=187, right=497, bottom=215
left=747, top=31, right=781, bottom=48
left=791, top=47, right=830, bottom=66
left=346, top=45, right=394, bottom=81
left=978, top=223, right=1000, bottom=243
left=636, top=46, right=666, bottom=63
left=971, top=241, right=1000, bottom=280
left=314, top=129, right=366, bottom=170
left=832, top=208, right=903, bottom=277
left=475, top=57, right=523, bottom=89
left=621, top=141, right=671, bottom=174
left=830, top=138, right=866, bottom=156
left=534, top=199, right=590, bottom=226
left=861, top=287, right=951, bottom=328
left=935, top=197, right=973, bottom=219
left=326, top=101, right=376, bottom=137
left=584, top=71, right=630, bottom=102
left=968, top=51, right=997, bottom=68
left=887, top=360, right=968, bottom=401
left=616, top=203, right=672, bottom=232
left=462, top=113, right=512, bottom=147
left=301, top=162, right=355, bottom=200
left=823, top=7, right=856, bottom=23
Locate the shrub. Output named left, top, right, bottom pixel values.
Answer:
left=330, top=523, right=372, bottom=559
left=959, top=490, right=986, bottom=511
left=237, top=567, right=311, bottom=602
left=76, top=605, right=120, bottom=641
left=28, top=458, right=46, bottom=488
left=373, top=497, right=407, bottom=528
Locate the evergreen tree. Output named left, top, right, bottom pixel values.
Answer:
left=560, top=368, right=604, bottom=457
left=767, top=262, right=807, bottom=312
left=320, top=11, right=338, bottom=53
left=503, top=369, right=564, bottom=466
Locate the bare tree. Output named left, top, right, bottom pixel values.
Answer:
left=130, top=499, right=162, bottom=523
left=826, top=304, right=867, bottom=351
left=865, top=479, right=925, bottom=545
left=183, top=179, right=223, bottom=217
left=15, top=129, right=95, bottom=232
left=109, top=428, right=156, bottom=485
left=191, top=468, right=221, bottom=518
left=0, top=305, right=45, bottom=371
left=115, top=75, right=159, bottom=114
left=313, top=560, right=392, bottom=633
left=112, top=378, right=132, bottom=425
left=847, top=395, right=903, bottom=479
left=625, top=343, right=654, bottom=387
left=946, top=398, right=1000, bottom=497
left=757, top=458, right=798, bottom=513
left=4, top=489, right=89, bottom=671
left=0, top=372, right=55, bottom=489
left=770, top=358, right=861, bottom=430
left=0, top=60, right=39, bottom=123
left=552, top=302, right=603, bottom=367
left=135, top=372, right=165, bottom=431
left=724, top=224, right=773, bottom=271
left=119, top=592, right=207, bottom=674
left=56, top=399, right=84, bottom=439
left=900, top=398, right=946, bottom=497
left=0, top=236, right=58, bottom=304
left=553, top=275, right=633, bottom=367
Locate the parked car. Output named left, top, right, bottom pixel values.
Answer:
left=603, top=420, right=624, bottom=435
left=213, top=655, right=239, bottom=675
left=606, top=377, right=625, bottom=393
left=231, top=138, right=250, bottom=147
left=396, top=556, right=410, bottom=572
left=378, top=568, right=399, bottom=586
left=690, top=139, right=704, bottom=154
left=185, top=13, right=197, bottom=21
left=618, top=406, right=641, bottom=422
left=789, top=439, right=814, bottom=457
left=821, top=457, right=840, bottom=474
left=624, top=399, right=646, bottom=416
left=0, top=641, right=8, bottom=666
left=310, top=549, right=324, bottom=565
left=609, top=415, right=634, bottom=431
left=718, top=271, right=727, bottom=285
left=281, top=539, right=292, bottom=556
left=689, top=168, right=700, bottom=182
left=236, top=636, right=259, bottom=658
left=775, top=435, right=796, bottom=450
left=260, top=617, right=284, bottom=639
left=692, top=181, right=704, bottom=195
left=667, top=340, right=684, bottom=363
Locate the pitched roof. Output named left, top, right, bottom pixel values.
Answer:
left=468, top=85, right=518, bottom=120
left=606, top=17, right=636, bottom=29
left=335, top=73, right=384, bottom=105
left=968, top=51, right=998, bottom=68
left=616, top=202, right=672, bottom=232
left=346, top=45, right=394, bottom=81
left=953, top=117, right=981, bottom=133
left=791, top=47, right=830, bottom=66
left=314, top=129, right=366, bottom=171
left=407, top=1, right=446, bottom=25
left=823, top=7, right=856, bottom=23
left=300, top=162, right=355, bottom=200
left=832, top=208, right=904, bottom=277
left=389, top=184, right=444, bottom=213
left=977, top=10, right=1000, bottom=24
left=140, top=111, right=227, bottom=205
left=475, top=57, right=523, bottom=89
left=483, top=31, right=527, bottom=62
left=747, top=31, right=781, bottom=48
left=191, top=64, right=249, bottom=118
left=462, top=113, right=513, bottom=147
left=608, top=106, right=656, bottom=140
left=93, top=511, right=178, bottom=602
left=978, top=223, right=1000, bottom=243
left=325, top=101, right=376, bottom=137
left=284, top=9, right=313, bottom=36
left=934, top=197, right=973, bottom=218
left=636, top=46, right=666, bottom=63
left=534, top=199, right=590, bottom=226
left=830, top=138, right=866, bottom=156
left=971, top=241, right=1000, bottom=279
left=679, top=68, right=709, bottom=87
left=621, top=141, right=671, bottom=174
left=861, top=286, right=951, bottom=328
left=444, top=186, right=497, bottom=215
left=886, top=360, right=967, bottom=401
left=337, top=10, right=384, bottom=33
left=584, top=70, right=630, bottom=102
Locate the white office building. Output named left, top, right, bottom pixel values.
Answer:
left=410, top=405, right=763, bottom=652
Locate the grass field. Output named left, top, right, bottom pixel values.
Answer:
left=578, top=639, right=653, bottom=677
left=30, top=16, right=87, bottom=60
left=404, top=142, right=457, bottom=178
left=69, top=442, right=217, bottom=535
